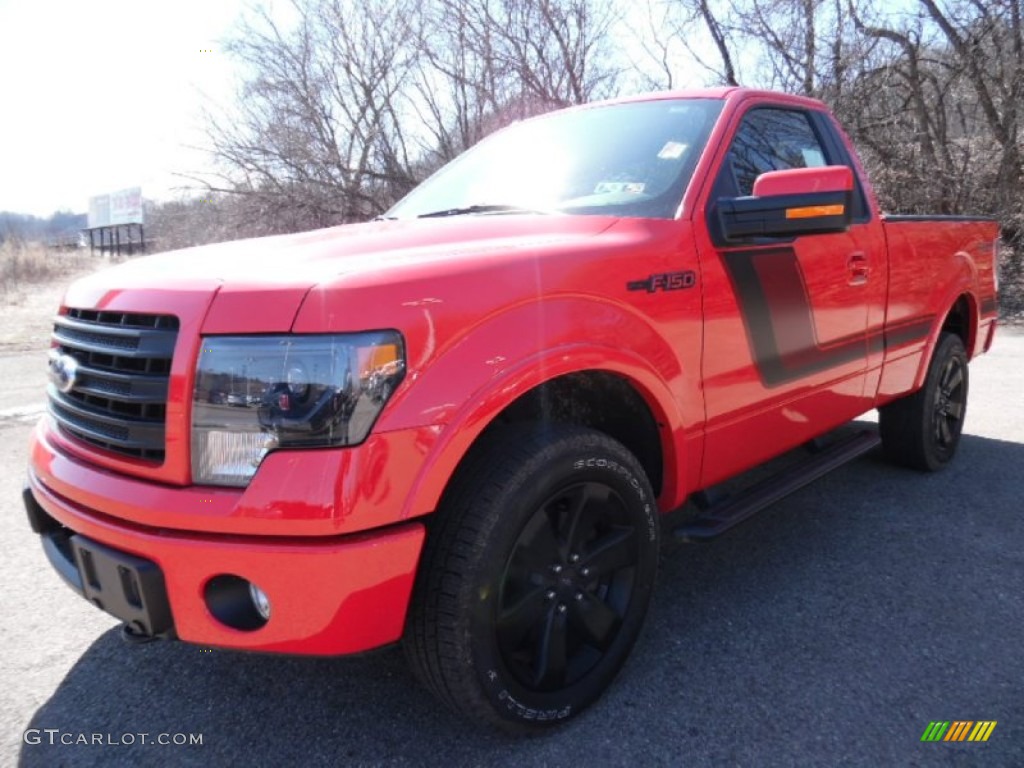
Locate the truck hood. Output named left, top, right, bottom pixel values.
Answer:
left=63, top=215, right=618, bottom=332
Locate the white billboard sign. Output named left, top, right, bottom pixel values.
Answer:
left=88, top=187, right=143, bottom=228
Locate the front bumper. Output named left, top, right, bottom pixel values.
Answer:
left=31, top=416, right=441, bottom=538
left=24, top=471, right=425, bottom=655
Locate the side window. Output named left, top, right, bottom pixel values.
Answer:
left=727, top=109, right=828, bottom=196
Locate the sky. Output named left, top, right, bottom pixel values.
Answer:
left=0, top=0, right=247, bottom=216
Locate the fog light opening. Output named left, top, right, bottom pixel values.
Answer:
left=204, top=574, right=270, bottom=631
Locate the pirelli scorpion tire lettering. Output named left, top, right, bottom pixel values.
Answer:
left=403, top=424, right=659, bottom=732
left=879, top=332, right=969, bottom=472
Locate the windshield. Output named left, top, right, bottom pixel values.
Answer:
left=387, top=98, right=724, bottom=220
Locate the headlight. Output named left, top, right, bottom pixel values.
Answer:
left=191, top=332, right=405, bottom=486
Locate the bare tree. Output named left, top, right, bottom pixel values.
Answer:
left=624, top=0, right=739, bottom=89
left=428, top=0, right=623, bottom=112
left=199, top=0, right=422, bottom=231
left=920, top=0, right=1023, bottom=195
left=410, top=1, right=506, bottom=165
left=840, top=1, right=1022, bottom=253
left=197, top=0, right=626, bottom=228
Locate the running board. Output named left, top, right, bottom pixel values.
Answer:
left=674, top=430, right=881, bottom=542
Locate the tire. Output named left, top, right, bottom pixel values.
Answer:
left=879, top=332, right=969, bottom=471
left=404, top=424, right=659, bottom=732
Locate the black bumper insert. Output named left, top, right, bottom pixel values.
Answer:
left=24, top=484, right=174, bottom=637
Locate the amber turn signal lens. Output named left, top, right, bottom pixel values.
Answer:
left=785, top=204, right=845, bottom=219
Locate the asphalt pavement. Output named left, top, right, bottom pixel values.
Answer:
left=1, top=334, right=1021, bottom=767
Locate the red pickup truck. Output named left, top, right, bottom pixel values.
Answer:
left=25, top=88, right=999, bottom=730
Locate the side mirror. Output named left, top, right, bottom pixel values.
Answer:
left=717, top=166, right=854, bottom=241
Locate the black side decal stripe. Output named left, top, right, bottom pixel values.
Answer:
left=883, top=317, right=935, bottom=351
left=722, top=248, right=932, bottom=387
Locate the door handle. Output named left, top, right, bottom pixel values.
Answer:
left=847, top=252, right=869, bottom=286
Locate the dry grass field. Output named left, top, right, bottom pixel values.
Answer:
left=0, top=243, right=105, bottom=353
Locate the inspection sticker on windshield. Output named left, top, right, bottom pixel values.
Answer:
left=658, top=141, right=688, bottom=160
left=594, top=181, right=646, bottom=194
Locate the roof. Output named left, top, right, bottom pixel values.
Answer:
left=584, top=87, right=828, bottom=112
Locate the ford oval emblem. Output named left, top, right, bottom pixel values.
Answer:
left=47, top=350, right=79, bottom=394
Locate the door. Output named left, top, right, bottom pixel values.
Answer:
left=697, top=106, right=884, bottom=487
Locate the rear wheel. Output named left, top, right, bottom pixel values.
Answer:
left=879, top=332, right=969, bottom=471
left=404, top=425, right=659, bottom=731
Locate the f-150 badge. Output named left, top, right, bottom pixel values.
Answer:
left=627, top=271, right=696, bottom=293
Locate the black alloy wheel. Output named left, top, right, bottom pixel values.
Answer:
left=931, top=352, right=967, bottom=452
left=497, top=480, right=640, bottom=692
left=880, top=332, right=969, bottom=471
left=404, top=424, right=659, bottom=731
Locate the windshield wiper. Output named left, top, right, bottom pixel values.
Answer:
left=417, top=204, right=547, bottom=218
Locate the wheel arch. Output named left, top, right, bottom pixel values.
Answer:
left=482, top=370, right=666, bottom=496
left=398, top=351, right=687, bottom=525
left=912, top=286, right=980, bottom=392
left=939, top=292, right=978, bottom=359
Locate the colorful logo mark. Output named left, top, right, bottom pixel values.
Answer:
left=921, top=721, right=997, bottom=742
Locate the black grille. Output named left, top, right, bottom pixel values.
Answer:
left=48, top=309, right=179, bottom=462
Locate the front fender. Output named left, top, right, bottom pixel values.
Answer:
left=394, top=343, right=688, bottom=523
left=374, top=296, right=697, bottom=518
